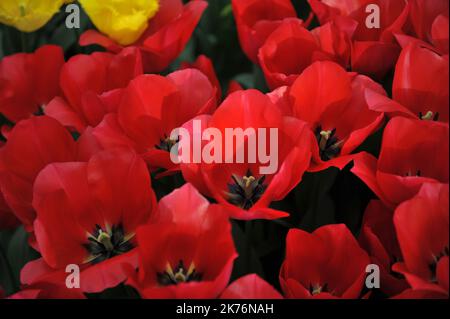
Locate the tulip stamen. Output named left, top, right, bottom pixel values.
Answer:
left=309, top=283, right=329, bottom=296
left=157, top=260, right=202, bottom=286
left=315, top=126, right=343, bottom=161
left=225, top=170, right=267, bottom=210
left=83, top=224, right=134, bottom=264
left=419, top=111, right=440, bottom=121
left=156, top=134, right=179, bottom=152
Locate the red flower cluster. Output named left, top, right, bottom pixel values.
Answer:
left=0, top=0, right=448, bottom=299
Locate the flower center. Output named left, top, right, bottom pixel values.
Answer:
left=84, top=224, right=134, bottom=264
left=429, top=246, right=449, bottom=283
left=157, top=260, right=202, bottom=286
left=225, top=170, right=267, bottom=210
left=420, top=111, right=439, bottom=121
left=310, top=283, right=329, bottom=296
left=315, top=126, right=343, bottom=161
left=155, top=134, right=178, bottom=152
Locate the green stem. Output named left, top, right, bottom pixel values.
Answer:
left=0, top=243, right=19, bottom=294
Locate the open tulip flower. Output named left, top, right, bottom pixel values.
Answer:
left=180, top=89, right=313, bottom=220
left=393, top=182, right=449, bottom=298
left=91, top=68, right=217, bottom=173
left=365, top=43, right=449, bottom=123
left=288, top=61, right=385, bottom=172
left=0, top=0, right=449, bottom=303
left=126, top=184, right=237, bottom=299
left=352, top=117, right=449, bottom=209
left=21, top=149, right=157, bottom=293
left=280, top=224, right=370, bottom=299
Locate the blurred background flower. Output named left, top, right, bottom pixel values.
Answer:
left=78, top=0, right=160, bottom=45
left=0, top=0, right=70, bottom=33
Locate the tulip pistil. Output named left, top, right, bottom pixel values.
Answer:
left=84, top=224, right=134, bottom=264
left=225, top=170, right=267, bottom=210
left=157, top=260, right=202, bottom=286
left=315, top=126, right=343, bottom=161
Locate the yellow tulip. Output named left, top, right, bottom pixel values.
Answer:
left=79, top=0, right=160, bottom=46
left=0, top=0, right=69, bottom=32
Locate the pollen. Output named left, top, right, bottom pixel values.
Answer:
left=315, top=126, right=343, bottom=161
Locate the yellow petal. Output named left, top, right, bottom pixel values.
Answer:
left=0, top=0, right=68, bottom=32
left=79, top=0, right=160, bottom=46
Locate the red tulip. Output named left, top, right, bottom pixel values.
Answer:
left=393, top=44, right=448, bottom=122
left=392, top=183, right=448, bottom=297
left=231, top=0, right=297, bottom=63
left=258, top=19, right=320, bottom=89
left=280, top=224, right=370, bottom=299
left=258, top=18, right=355, bottom=89
left=408, top=0, right=449, bottom=44
left=431, top=14, right=449, bottom=54
left=220, top=274, right=283, bottom=299
left=21, top=149, right=156, bottom=293
left=0, top=117, right=77, bottom=232
left=289, top=61, right=385, bottom=172
left=365, top=43, right=449, bottom=122
left=0, top=187, right=19, bottom=230
left=126, top=184, right=237, bottom=298
left=352, top=117, right=449, bottom=209
left=358, top=200, right=408, bottom=296
left=45, top=47, right=143, bottom=133
left=0, top=45, right=64, bottom=122
left=92, top=69, right=217, bottom=172
left=79, top=0, right=208, bottom=73
left=308, top=0, right=410, bottom=79
left=7, top=283, right=85, bottom=299
left=180, top=90, right=313, bottom=220
left=181, top=55, right=222, bottom=102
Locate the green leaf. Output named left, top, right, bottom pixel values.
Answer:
left=233, top=73, right=254, bottom=89
left=0, top=229, right=17, bottom=295
left=6, top=227, right=40, bottom=290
